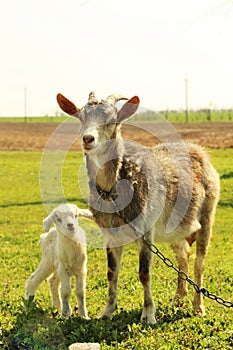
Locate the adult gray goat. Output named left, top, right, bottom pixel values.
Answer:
left=56, top=91, right=219, bottom=325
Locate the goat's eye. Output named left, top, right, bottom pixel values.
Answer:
left=75, top=214, right=78, bottom=219
left=56, top=218, right=62, bottom=223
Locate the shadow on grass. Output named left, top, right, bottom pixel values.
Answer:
left=59, top=305, right=193, bottom=346
left=218, top=200, right=233, bottom=208
left=2, top=299, right=193, bottom=350
left=220, top=172, right=233, bottom=180
left=0, top=198, right=86, bottom=209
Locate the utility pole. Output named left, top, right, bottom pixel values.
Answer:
left=185, top=77, right=188, bottom=123
left=24, top=87, right=27, bottom=123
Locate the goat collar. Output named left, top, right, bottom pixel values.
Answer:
left=96, top=184, right=116, bottom=200
left=89, top=181, right=121, bottom=218
left=89, top=181, right=117, bottom=201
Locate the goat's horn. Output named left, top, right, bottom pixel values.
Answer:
left=88, top=91, right=98, bottom=104
left=106, top=94, right=128, bottom=105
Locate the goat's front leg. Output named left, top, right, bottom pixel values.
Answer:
left=57, top=266, right=72, bottom=317
left=138, top=235, right=156, bottom=325
left=99, top=246, right=123, bottom=320
left=75, top=269, right=88, bottom=319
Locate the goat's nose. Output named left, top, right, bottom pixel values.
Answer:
left=83, top=134, right=95, bottom=144
left=67, top=223, right=74, bottom=230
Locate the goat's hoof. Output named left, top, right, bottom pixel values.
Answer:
left=98, top=304, right=116, bottom=320
left=98, top=313, right=113, bottom=320
left=61, top=314, right=71, bottom=319
left=172, top=294, right=185, bottom=307
left=81, top=314, right=90, bottom=320
left=194, top=305, right=206, bottom=317
left=140, top=313, right=157, bottom=325
left=61, top=311, right=71, bottom=318
left=98, top=310, right=113, bottom=320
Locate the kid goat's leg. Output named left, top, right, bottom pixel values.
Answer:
left=75, top=269, right=88, bottom=318
left=26, top=260, right=53, bottom=299
left=47, top=272, right=61, bottom=308
left=138, top=232, right=156, bottom=325
left=99, top=245, right=123, bottom=319
left=57, top=266, right=72, bottom=317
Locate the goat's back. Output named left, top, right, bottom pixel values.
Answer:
left=40, top=228, right=57, bottom=262
left=151, top=142, right=219, bottom=196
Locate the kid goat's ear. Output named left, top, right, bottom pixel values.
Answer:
left=117, top=96, right=140, bottom=123
left=56, top=93, right=80, bottom=119
left=43, top=210, right=55, bottom=232
left=78, top=208, right=94, bottom=220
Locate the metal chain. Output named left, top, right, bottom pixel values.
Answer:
left=141, top=236, right=233, bottom=308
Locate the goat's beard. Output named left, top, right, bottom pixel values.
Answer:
left=86, top=137, right=123, bottom=169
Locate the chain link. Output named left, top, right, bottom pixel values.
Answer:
left=141, top=236, right=233, bottom=308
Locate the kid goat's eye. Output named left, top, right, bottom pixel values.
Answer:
left=75, top=214, right=78, bottom=218
left=56, top=218, right=62, bottom=223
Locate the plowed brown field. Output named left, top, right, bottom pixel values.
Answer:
left=0, top=122, right=232, bottom=151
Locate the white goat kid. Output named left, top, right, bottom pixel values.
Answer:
left=25, top=204, right=93, bottom=318
left=56, top=92, right=220, bottom=325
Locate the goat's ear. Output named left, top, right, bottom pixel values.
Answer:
left=78, top=208, right=94, bottom=220
left=56, top=93, right=80, bottom=119
left=43, top=210, right=55, bottom=232
left=117, top=96, right=140, bottom=122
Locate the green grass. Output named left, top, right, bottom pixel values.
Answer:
left=132, top=110, right=233, bottom=123
left=0, top=149, right=233, bottom=349
left=160, top=110, right=233, bottom=123
left=1, top=109, right=232, bottom=123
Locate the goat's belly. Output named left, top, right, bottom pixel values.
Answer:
left=95, top=211, right=201, bottom=246
left=95, top=212, right=152, bottom=246
left=101, top=222, right=138, bottom=247
left=153, top=219, right=201, bottom=244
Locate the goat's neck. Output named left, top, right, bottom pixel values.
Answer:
left=87, top=135, right=124, bottom=193
left=57, top=229, right=83, bottom=245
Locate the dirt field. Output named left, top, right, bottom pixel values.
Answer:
left=0, top=121, right=232, bottom=151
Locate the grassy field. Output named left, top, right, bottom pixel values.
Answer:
left=0, top=149, right=233, bottom=349
left=0, top=109, right=232, bottom=123
left=135, top=110, right=233, bottom=123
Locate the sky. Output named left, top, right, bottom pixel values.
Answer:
left=0, top=0, right=233, bottom=116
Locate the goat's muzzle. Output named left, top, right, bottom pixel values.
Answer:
left=67, top=223, right=75, bottom=231
left=82, top=134, right=95, bottom=150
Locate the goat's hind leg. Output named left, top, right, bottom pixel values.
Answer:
left=99, top=246, right=123, bottom=320
left=193, top=194, right=217, bottom=316
left=193, top=229, right=211, bottom=316
left=138, top=232, right=156, bottom=325
left=25, top=260, right=53, bottom=299
left=171, top=239, right=191, bottom=305
left=48, top=272, right=61, bottom=308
